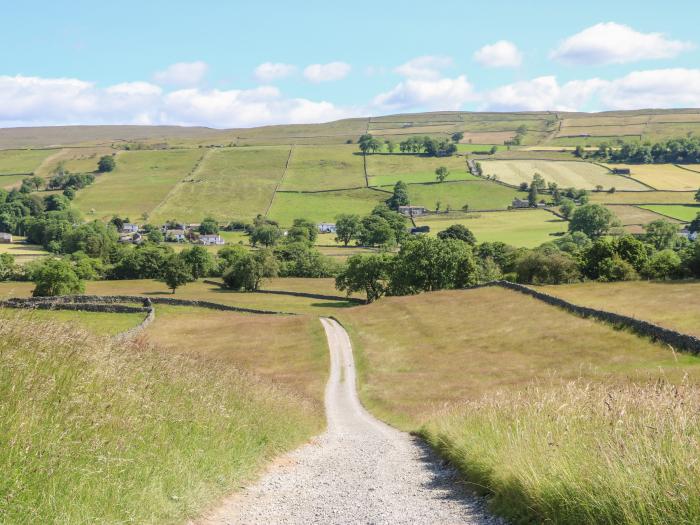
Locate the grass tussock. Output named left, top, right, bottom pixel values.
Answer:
left=421, top=379, right=700, bottom=525
left=0, top=313, right=323, bottom=524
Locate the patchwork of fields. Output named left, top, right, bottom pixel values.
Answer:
left=639, top=204, right=700, bottom=221
left=603, top=163, right=700, bottom=191
left=366, top=153, right=473, bottom=186
left=480, top=159, right=648, bottom=191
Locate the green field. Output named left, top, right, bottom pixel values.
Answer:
left=151, top=146, right=289, bottom=223
left=74, top=149, right=202, bottom=220
left=0, top=237, right=49, bottom=264
left=639, top=204, right=700, bottom=221
left=268, top=188, right=388, bottom=226
left=366, top=153, right=474, bottom=186
left=35, top=146, right=116, bottom=177
left=0, top=174, right=29, bottom=190
left=415, top=209, right=568, bottom=247
left=590, top=190, right=698, bottom=204
left=281, top=144, right=365, bottom=191
left=406, top=180, right=524, bottom=211
left=5, top=308, right=146, bottom=336
left=0, top=148, right=54, bottom=175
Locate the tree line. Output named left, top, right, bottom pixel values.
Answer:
left=576, top=136, right=700, bottom=164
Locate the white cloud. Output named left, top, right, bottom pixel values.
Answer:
left=374, top=75, right=475, bottom=112
left=551, top=22, right=694, bottom=65
left=153, top=61, right=208, bottom=87
left=303, top=62, right=351, bottom=83
left=599, top=68, right=700, bottom=109
left=480, top=76, right=605, bottom=111
left=0, top=74, right=357, bottom=128
left=253, top=62, right=297, bottom=82
left=473, top=41, right=522, bottom=68
left=394, top=55, right=453, bottom=80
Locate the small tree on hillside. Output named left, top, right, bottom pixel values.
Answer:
left=528, top=184, right=539, bottom=207
left=385, top=140, right=396, bottom=153
left=97, top=155, right=116, bottom=173
left=335, top=214, right=361, bottom=246
left=437, top=224, right=476, bottom=245
left=435, top=166, right=449, bottom=183
left=451, top=132, right=464, bottom=143
left=31, top=259, right=85, bottom=297
left=160, top=255, right=193, bottom=294
left=695, top=188, right=700, bottom=202
left=386, top=180, right=409, bottom=210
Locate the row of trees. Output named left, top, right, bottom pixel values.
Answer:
left=576, top=137, right=700, bottom=164
left=357, top=134, right=458, bottom=157
left=335, top=209, right=700, bottom=303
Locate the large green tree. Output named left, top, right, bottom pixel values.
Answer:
left=97, top=155, right=116, bottom=173
left=335, top=253, right=393, bottom=303
left=568, top=204, right=617, bottom=238
left=644, top=219, right=679, bottom=250
left=160, top=255, right=193, bottom=293
left=31, top=258, right=85, bottom=297
left=386, top=181, right=409, bottom=210
left=179, top=245, right=214, bottom=279
left=334, top=214, right=361, bottom=246
left=222, top=249, right=278, bottom=291
left=437, top=224, right=476, bottom=246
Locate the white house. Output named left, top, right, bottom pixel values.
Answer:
left=166, top=229, right=187, bottom=242
left=398, top=205, right=427, bottom=217
left=199, top=234, right=225, bottom=246
left=318, top=223, right=336, bottom=234
left=0, top=232, right=12, bottom=244
left=121, top=223, right=139, bottom=234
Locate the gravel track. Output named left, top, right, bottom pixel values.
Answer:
left=196, top=318, right=501, bottom=525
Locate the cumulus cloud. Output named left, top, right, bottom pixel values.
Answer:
left=153, top=61, right=208, bottom=87
left=598, top=68, right=700, bottom=109
left=303, top=62, right=351, bottom=83
left=394, top=55, right=453, bottom=80
left=473, top=41, right=522, bottom=68
left=0, top=74, right=356, bottom=128
left=551, top=22, right=694, bottom=65
left=374, top=75, right=475, bottom=112
left=480, top=76, right=606, bottom=111
left=253, top=62, right=297, bottom=82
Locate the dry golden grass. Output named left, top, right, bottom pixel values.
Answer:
left=606, top=205, right=682, bottom=232
left=590, top=191, right=697, bottom=204
left=604, top=163, right=700, bottom=191
left=422, top=379, right=700, bottom=524
left=338, top=287, right=700, bottom=429
left=539, top=280, right=700, bottom=338
left=146, top=306, right=328, bottom=404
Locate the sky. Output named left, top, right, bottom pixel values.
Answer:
left=1, top=0, right=699, bottom=128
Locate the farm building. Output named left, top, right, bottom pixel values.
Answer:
left=612, top=168, right=631, bottom=175
left=0, top=232, right=12, bottom=243
left=512, top=198, right=530, bottom=209
left=119, top=232, right=142, bottom=244
left=120, top=223, right=140, bottom=233
left=680, top=228, right=698, bottom=241
left=318, top=223, right=336, bottom=233
left=166, top=229, right=187, bottom=242
left=199, top=234, right=225, bottom=246
left=398, top=205, right=427, bottom=217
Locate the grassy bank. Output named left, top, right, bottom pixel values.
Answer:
left=339, top=286, right=700, bottom=523
left=421, top=380, right=700, bottom=524
left=0, top=314, right=324, bottom=523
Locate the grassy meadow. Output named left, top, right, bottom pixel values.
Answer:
left=366, top=153, right=474, bottom=186
left=338, top=286, right=700, bottom=523
left=415, top=209, right=568, bottom=247
left=74, top=149, right=202, bottom=220
left=0, top=315, right=324, bottom=524
left=540, top=280, right=700, bottom=338
left=0, top=237, right=49, bottom=264
left=151, top=146, right=289, bottom=223
left=640, top=204, right=700, bottom=221
left=281, top=144, right=365, bottom=191
left=480, top=159, right=648, bottom=191
left=34, top=146, right=116, bottom=177
left=0, top=148, right=54, bottom=174
left=406, top=180, right=524, bottom=211
left=2, top=308, right=146, bottom=336
left=589, top=190, right=698, bottom=204
left=268, top=188, right=388, bottom=226
left=146, top=306, right=328, bottom=403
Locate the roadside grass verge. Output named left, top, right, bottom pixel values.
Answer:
left=0, top=314, right=323, bottom=523
left=420, top=379, right=700, bottom=524
left=338, top=286, right=700, bottom=523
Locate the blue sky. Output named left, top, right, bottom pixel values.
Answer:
left=1, top=0, right=699, bottom=127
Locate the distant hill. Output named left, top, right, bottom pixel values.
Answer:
left=2, top=108, right=700, bottom=149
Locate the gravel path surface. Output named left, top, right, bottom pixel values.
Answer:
left=196, top=318, right=501, bottom=525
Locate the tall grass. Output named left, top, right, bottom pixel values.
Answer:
left=421, top=379, right=700, bottom=524
left=0, top=313, right=323, bottom=523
